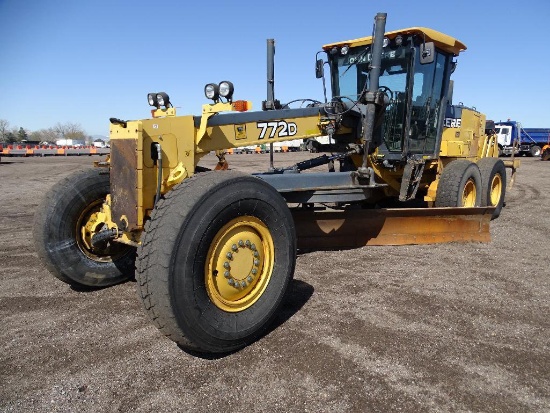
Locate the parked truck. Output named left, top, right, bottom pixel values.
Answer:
left=34, top=13, right=516, bottom=354
left=494, top=120, right=550, bottom=157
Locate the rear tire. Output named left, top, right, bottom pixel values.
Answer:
left=136, top=171, right=296, bottom=353
left=477, top=158, right=506, bottom=219
left=33, top=169, right=136, bottom=287
left=435, top=160, right=482, bottom=207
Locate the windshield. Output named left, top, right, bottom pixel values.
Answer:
left=332, top=45, right=412, bottom=151
left=334, top=47, right=413, bottom=99
left=330, top=43, right=450, bottom=156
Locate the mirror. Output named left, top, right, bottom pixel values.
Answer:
left=315, top=59, right=324, bottom=78
left=420, top=42, right=435, bottom=65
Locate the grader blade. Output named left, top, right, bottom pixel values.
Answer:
left=293, top=207, right=494, bottom=249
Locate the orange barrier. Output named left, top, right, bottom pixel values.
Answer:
left=0, top=144, right=109, bottom=157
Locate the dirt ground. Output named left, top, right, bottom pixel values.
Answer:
left=0, top=152, right=548, bottom=413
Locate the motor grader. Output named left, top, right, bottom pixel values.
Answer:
left=34, top=13, right=516, bottom=353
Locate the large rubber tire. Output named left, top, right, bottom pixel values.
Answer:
left=530, top=145, right=541, bottom=157
left=33, top=169, right=136, bottom=287
left=542, top=148, right=550, bottom=161
left=477, top=158, right=506, bottom=219
left=435, top=160, right=482, bottom=207
left=137, top=170, right=296, bottom=353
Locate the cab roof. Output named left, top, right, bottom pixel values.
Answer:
left=323, top=27, right=466, bottom=56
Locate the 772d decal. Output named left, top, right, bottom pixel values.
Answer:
left=257, top=121, right=297, bottom=139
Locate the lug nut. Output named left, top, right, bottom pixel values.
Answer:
left=223, top=262, right=230, bottom=269
left=247, top=276, right=253, bottom=283
left=224, top=271, right=230, bottom=278
left=226, top=252, right=233, bottom=259
left=232, top=244, right=238, bottom=251
left=251, top=244, right=256, bottom=251
left=228, top=279, right=234, bottom=286
left=254, top=251, right=259, bottom=258
left=253, top=259, right=259, bottom=266
left=241, top=281, right=247, bottom=287
left=245, top=240, right=251, bottom=247
left=251, top=268, right=257, bottom=275
left=238, top=240, right=244, bottom=247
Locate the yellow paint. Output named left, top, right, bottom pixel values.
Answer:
left=151, top=107, right=177, bottom=118
left=166, top=162, right=188, bottom=189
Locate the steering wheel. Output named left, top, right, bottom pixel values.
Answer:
left=378, top=86, right=394, bottom=101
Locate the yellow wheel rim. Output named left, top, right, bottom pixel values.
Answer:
left=489, top=174, right=502, bottom=206
left=462, top=179, right=477, bottom=207
left=205, top=216, right=274, bottom=312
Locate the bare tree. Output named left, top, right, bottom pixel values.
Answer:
left=29, top=128, right=59, bottom=144
left=54, top=122, right=86, bottom=140
left=0, top=119, right=10, bottom=142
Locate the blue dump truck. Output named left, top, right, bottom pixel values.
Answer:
left=494, top=120, right=550, bottom=157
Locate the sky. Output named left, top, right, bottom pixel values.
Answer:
left=1, top=0, right=549, bottom=137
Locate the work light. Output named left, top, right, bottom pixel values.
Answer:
left=205, top=83, right=219, bottom=101
left=219, top=81, right=234, bottom=100
left=147, top=93, right=159, bottom=108
left=156, top=92, right=170, bottom=107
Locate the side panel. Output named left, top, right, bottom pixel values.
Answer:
left=440, top=107, right=486, bottom=159
left=110, top=126, right=139, bottom=231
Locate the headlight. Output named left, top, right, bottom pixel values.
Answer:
left=383, top=37, right=390, bottom=48
left=156, top=92, right=170, bottom=107
left=147, top=93, right=159, bottom=107
left=204, top=83, right=219, bottom=101
left=218, top=81, right=234, bottom=100
left=340, top=45, right=349, bottom=55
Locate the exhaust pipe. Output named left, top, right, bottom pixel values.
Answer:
left=359, top=12, right=387, bottom=175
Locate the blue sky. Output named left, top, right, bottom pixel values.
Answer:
left=1, top=0, right=549, bottom=136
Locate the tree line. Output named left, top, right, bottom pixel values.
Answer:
left=0, top=119, right=91, bottom=144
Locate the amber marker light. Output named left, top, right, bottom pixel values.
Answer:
left=232, top=100, right=252, bottom=112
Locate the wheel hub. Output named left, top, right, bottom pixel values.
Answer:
left=489, top=174, right=502, bottom=206
left=462, top=179, right=477, bottom=207
left=205, top=216, right=274, bottom=312
left=77, top=199, right=128, bottom=262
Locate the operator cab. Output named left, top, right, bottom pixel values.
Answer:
left=323, top=28, right=466, bottom=161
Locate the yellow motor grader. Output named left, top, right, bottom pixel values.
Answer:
left=34, top=13, right=516, bottom=353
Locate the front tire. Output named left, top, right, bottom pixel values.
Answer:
left=137, top=171, right=296, bottom=353
left=477, top=158, right=506, bottom=219
left=435, top=160, right=482, bottom=207
left=33, top=169, right=136, bottom=287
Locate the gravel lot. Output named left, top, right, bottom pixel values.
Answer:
left=0, top=153, right=548, bottom=412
